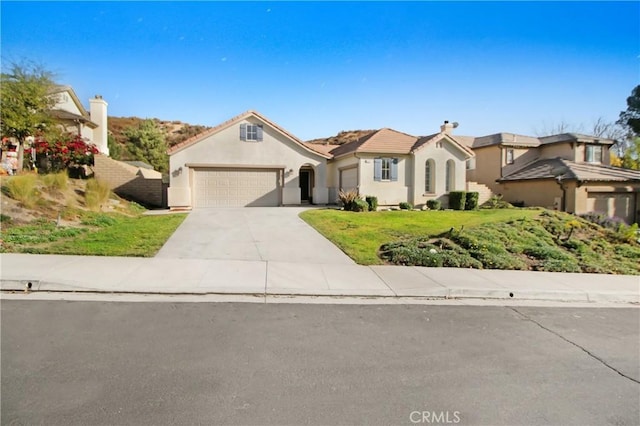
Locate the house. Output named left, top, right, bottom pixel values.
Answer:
left=166, top=111, right=474, bottom=209
left=167, top=110, right=331, bottom=208
left=321, top=121, right=475, bottom=207
left=48, top=85, right=109, bottom=155
left=457, top=132, right=640, bottom=224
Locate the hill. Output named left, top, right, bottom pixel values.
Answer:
left=306, top=130, right=376, bottom=145
left=108, top=116, right=210, bottom=149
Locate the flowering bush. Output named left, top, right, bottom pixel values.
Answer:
left=34, top=133, right=99, bottom=173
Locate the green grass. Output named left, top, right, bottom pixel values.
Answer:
left=300, top=208, right=542, bottom=265
left=1, top=213, right=187, bottom=257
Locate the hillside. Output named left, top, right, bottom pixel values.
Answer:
left=306, top=130, right=376, bottom=145
left=108, top=116, right=210, bottom=148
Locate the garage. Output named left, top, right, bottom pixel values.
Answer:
left=193, top=168, right=281, bottom=208
left=340, top=167, right=358, bottom=192
left=586, top=192, right=636, bottom=224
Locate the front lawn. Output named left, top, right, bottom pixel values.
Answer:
left=300, top=208, right=541, bottom=265
left=1, top=213, right=187, bottom=257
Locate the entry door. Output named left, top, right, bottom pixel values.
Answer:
left=300, top=170, right=311, bottom=202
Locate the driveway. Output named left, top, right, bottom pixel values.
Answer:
left=155, top=207, right=354, bottom=264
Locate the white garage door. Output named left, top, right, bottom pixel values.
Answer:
left=340, top=167, right=358, bottom=192
left=586, top=193, right=635, bottom=224
left=193, top=168, right=281, bottom=208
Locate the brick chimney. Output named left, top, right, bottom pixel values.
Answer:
left=90, top=95, right=109, bottom=155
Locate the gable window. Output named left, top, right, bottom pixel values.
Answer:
left=506, top=148, right=515, bottom=165
left=425, top=159, right=435, bottom=193
left=585, top=145, right=602, bottom=163
left=374, top=158, right=398, bottom=182
left=445, top=159, right=455, bottom=192
left=240, top=123, right=264, bottom=142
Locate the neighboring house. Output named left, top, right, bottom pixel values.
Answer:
left=48, top=85, right=109, bottom=155
left=167, top=110, right=331, bottom=208
left=166, top=112, right=474, bottom=209
left=322, top=122, right=474, bottom=207
left=457, top=132, right=640, bottom=224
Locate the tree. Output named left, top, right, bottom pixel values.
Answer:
left=0, top=61, right=57, bottom=171
left=615, top=86, right=640, bottom=170
left=123, top=119, right=169, bottom=173
left=617, top=85, right=640, bottom=136
left=107, top=134, right=122, bottom=160
left=34, top=132, right=99, bottom=173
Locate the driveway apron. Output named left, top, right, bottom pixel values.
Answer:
left=155, top=207, right=354, bottom=264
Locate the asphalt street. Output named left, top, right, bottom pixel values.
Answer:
left=1, top=301, right=639, bottom=426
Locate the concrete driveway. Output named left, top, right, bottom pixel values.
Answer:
left=155, top=207, right=354, bottom=264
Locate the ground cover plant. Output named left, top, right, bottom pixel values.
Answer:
left=1, top=174, right=186, bottom=256
left=378, top=210, right=640, bottom=274
left=299, top=208, right=541, bottom=265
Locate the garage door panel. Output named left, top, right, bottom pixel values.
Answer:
left=586, top=193, right=634, bottom=224
left=194, top=168, right=280, bottom=208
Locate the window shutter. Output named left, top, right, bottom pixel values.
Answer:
left=256, top=125, right=263, bottom=141
left=374, top=158, right=382, bottom=181
left=391, top=158, right=398, bottom=182
left=240, top=124, right=247, bottom=141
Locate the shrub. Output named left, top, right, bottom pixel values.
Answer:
left=481, top=195, right=513, bottom=209
left=351, top=199, right=369, bottom=212
left=4, top=174, right=38, bottom=208
left=448, top=191, right=466, bottom=210
left=81, top=213, right=118, bottom=227
left=85, top=179, right=111, bottom=211
left=338, top=189, right=360, bottom=211
left=42, top=171, right=68, bottom=193
left=464, top=192, right=479, bottom=210
left=365, top=196, right=378, bottom=211
left=399, top=202, right=413, bottom=210
left=426, top=199, right=441, bottom=210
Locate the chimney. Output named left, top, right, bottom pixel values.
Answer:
left=440, top=120, right=458, bottom=134
left=89, top=95, right=109, bottom=155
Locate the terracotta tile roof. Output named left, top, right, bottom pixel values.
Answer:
left=304, top=143, right=342, bottom=156
left=413, top=133, right=475, bottom=157
left=330, top=128, right=419, bottom=157
left=468, top=133, right=542, bottom=149
left=539, top=133, right=615, bottom=145
left=499, top=158, right=640, bottom=182
left=166, top=110, right=331, bottom=159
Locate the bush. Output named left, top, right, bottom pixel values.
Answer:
left=42, top=171, right=68, bottom=193
left=426, top=199, right=441, bottom=210
left=4, top=174, right=38, bottom=208
left=351, top=199, right=369, bottom=212
left=481, top=195, right=513, bottom=209
left=85, top=179, right=111, bottom=211
left=464, top=192, right=479, bottom=210
left=365, top=196, right=378, bottom=211
left=399, top=202, right=413, bottom=210
left=448, top=191, right=466, bottom=210
left=338, top=189, right=360, bottom=211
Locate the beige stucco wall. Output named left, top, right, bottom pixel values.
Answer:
left=502, top=147, right=539, bottom=177
left=168, top=117, right=328, bottom=208
left=540, top=142, right=575, bottom=161
left=358, top=154, right=411, bottom=206
left=411, top=138, right=469, bottom=208
left=467, top=146, right=502, bottom=194
left=499, top=180, right=562, bottom=210
left=327, top=154, right=359, bottom=203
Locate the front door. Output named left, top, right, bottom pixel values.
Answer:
left=300, top=170, right=311, bottom=203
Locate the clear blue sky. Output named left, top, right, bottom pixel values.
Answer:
left=2, top=1, right=638, bottom=140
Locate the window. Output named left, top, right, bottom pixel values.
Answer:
left=466, top=158, right=476, bottom=170
left=425, top=160, right=435, bottom=193
left=585, top=145, right=602, bottom=163
left=506, top=148, right=514, bottom=165
left=445, top=160, right=455, bottom=192
left=374, top=158, right=398, bottom=182
left=381, top=158, right=391, bottom=180
left=240, top=123, right=263, bottom=142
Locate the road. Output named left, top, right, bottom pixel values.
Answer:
left=1, top=301, right=638, bottom=425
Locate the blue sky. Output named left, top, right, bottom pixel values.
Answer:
left=2, top=1, right=638, bottom=140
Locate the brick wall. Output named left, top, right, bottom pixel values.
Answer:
left=93, top=155, right=165, bottom=207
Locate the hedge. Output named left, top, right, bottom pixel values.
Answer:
left=449, top=191, right=466, bottom=210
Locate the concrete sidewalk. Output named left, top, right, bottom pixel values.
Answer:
left=1, top=253, right=638, bottom=304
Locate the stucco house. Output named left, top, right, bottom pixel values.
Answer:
left=167, top=110, right=331, bottom=208
left=457, top=132, right=640, bottom=224
left=48, top=85, right=109, bottom=155
left=320, top=122, right=475, bottom=207
left=166, top=111, right=474, bottom=209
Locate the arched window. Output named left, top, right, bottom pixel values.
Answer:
left=446, top=160, right=455, bottom=192
left=425, top=159, right=435, bottom=193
